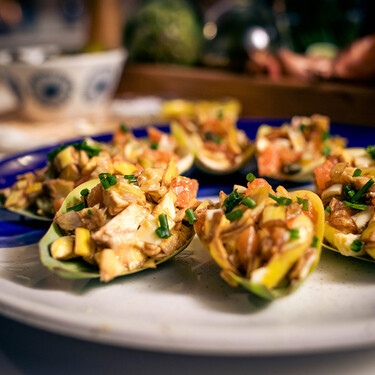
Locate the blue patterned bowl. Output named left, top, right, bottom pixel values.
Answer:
left=1, top=48, right=127, bottom=121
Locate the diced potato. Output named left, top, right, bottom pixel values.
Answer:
left=5, top=190, right=27, bottom=209
left=162, top=159, right=178, bottom=186
left=152, top=190, right=177, bottom=228
left=95, top=249, right=125, bottom=282
left=74, top=227, right=96, bottom=257
left=55, top=146, right=77, bottom=171
left=25, top=182, right=42, bottom=195
left=51, top=236, right=76, bottom=260
left=59, top=164, right=80, bottom=181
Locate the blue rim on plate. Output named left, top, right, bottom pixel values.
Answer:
left=0, top=118, right=374, bottom=247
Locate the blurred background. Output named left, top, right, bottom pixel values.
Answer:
left=0, top=0, right=374, bottom=156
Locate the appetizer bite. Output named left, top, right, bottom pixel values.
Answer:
left=0, top=138, right=129, bottom=220
left=39, top=160, right=199, bottom=281
left=171, top=105, right=253, bottom=174
left=113, top=124, right=193, bottom=174
left=255, top=114, right=346, bottom=181
left=194, top=175, right=324, bottom=299
left=315, top=155, right=375, bottom=261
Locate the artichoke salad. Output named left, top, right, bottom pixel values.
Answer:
left=194, top=176, right=324, bottom=299
left=255, top=114, right=346, bottom=182
left=40, top=160, right=199, bottom=281
left=315, top=145, right=375, bottom=261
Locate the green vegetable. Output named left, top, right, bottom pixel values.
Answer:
left=224, top=189, right=244, bottom=213
left=151, top=142, right=159, bottom=150
left=217, top=109, right=223, bottom=121
left=246, top=173, right=255, bottom=183
left=225, top=209, right=243, bottom=221
left=47, top=145, right=69, bottom=162
left=156, top=213, right=172, bottom=239
left=297, top=197, right=309, bottom=211
left=312, top=235, right=318, bottom=248
left=351, top=179, right=374, bottom=202
left=242, top=196, right=256, bottom=209
left=350, top=239, right=363, bottom=252
left=67, top=202, right=85, bottom=212
left=289, top=228, right=299, bottom=240
left=88, top=209, right=92, bottom=215
left=322, top=145, right=331, bottom=156
left=120, top=123, right=129, bottom=133
left=343, top=184, right=355, bottom=201
left=268, top=194, right=292, bottom=206
left=47, top=140, right=102, bottom=162
left=205, top=131, right=223, bottom=144
left=128, top=179, right=138, bottom=183
left=343, top=201, right=367, bottom=211
left=80, top=188, right=89, bottom=197
left=353, top=169, right=362, bottom=177
left=325, top=206, right=332, bottom=213
left=99, top=173, right=117, bottom=190
left=124, top=175, right=135, bottom=179
left=321, top=131, right=330, bottom=141
left=300, top=124, right=306, bottom=132
left=366, top=145, right=375, bottom=160
left=186, top=208, right=197, bottom=225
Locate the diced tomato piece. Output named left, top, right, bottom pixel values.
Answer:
left=245, top=178, right=275, bottom=195
left=257, top=145, right=281, bottom=176
left=301, top=194, right=318, bottom=223
left=113, top=127, right=132, bottom=145
left=147, top=127, right=164, bottom=143
left=171, top=177, right=199, bottom=208
left=279, top=147, right=302, bottom=164
left=314, top=160, right=334, bottom=192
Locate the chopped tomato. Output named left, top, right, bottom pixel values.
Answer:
left=171, top=177, right=199, bottom=208
left=314, top=160, right=334, bottom=192
left=257, top=145, right=281, bottom=176
left=147, top=127, right=164, bottom=143
left=113, top=127, right=132, bottom=145
left=245, top=178, right=275, bottom=195
left=279, top=147, right=302, bottom=164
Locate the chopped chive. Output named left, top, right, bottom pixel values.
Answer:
left=80, top=188, right=89, bottom=197
left=67, top=202, right=85, bottom=212
left=108, top=175, right=118, bottom=186
left=186, top=208, right=197, bottom=225
left=325, top=206, right=332, bottom=213
left=99, top=173, right=117, bottom=189
left=321, top=131, right=330, bottom=141
left=246, top=173, right=256, bottom=183
left=242, top=196, right=257, bottom=209
left=300, top=124, right=306, bottom=132
left=269, top=193, right=292, bottom=206
left=224, top=189, right=244, bottom=213
left=47, top=145, right=68, bottom=162
left=99, top=173, right=111, bottom=179
left=158, top=213, right=169, bottom=229
left=156, top=213, right=172, bottom=239
left=150, top=141, right=159, bottom=150
left=350, top=239, right=363, bottom=253
left=205, top=131, right=223, bottom=144
left=225, top=209, right=243, bottom=221
left=353, top=169, right=362, bottom=177
left=289, top=228, right=299, bottom=240
left=128, top=179, right=138, bottom=183
left=297, top=197, right=309, bottom=211
left=343, top=184, right=355, bottom=201
left=100, top=178, right=110, bottom=189
left=343, top=201, right=367, bottom=211
left=217, top=109, right=223, bottom=120
left=322, top=145, right=331, bottom=156
left=351, top=179, right=374, bottom=202
left=312, top=235, right=319, bottom=248
left=79, top=140, right=102, bottom=158
left=366, top=145, right=375, bottom=160
left=124, top=174, right=135, bottom=179
left=120, top=123, right=129, bottom=133
left=88, top=209, right=92, bottom=215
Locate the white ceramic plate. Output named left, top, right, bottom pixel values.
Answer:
left=1, top=225, right=375, bottom=356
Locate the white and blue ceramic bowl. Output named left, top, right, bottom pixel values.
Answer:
left=1, top=48, right=127, bottom=121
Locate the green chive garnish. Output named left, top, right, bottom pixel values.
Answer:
left=246, top=173, right=256, bottom=183
left=217, top=109, right=223, bottom=120
left=186, top=208, right=197, bottom=225
left=120, top=123, right=129, bottom=133
left=124, top=174, right=135, bottom=179
left=98, top=173, right=111, bottom=179
left=343, top=201, right=367, bottom=211
left=88, top=209, right=92, bottom=215
left=151, top=142, right=159, bottom=150
left=366, top=145, right=375, bottom=160
left=47, top=145, right=68, bottom=162
left=353, top=169, right=362, bottom=177
left=312, top=235, right=319, bottom=248
left=242, top=196, right=256, bottom=209
left=158, top=213, right=168, bottom=229
left=321, top=131, right=330, bottom=141
left=350, top=239, right=363, bottom=253
left=343, top=184, right=355, bottom=201
left=99, top=173, right=117, bottom=189
left=67, top=202, right=85, bottom=212
left=351, top=179, right=374, bottom=202
left=300, top=124, right=306, bottom=132
left=205, top=131, right=223, bottom=144
left=224, top=189, right=244, bottom=213
left=322, top=145, right=331, bottom=156
left=128, top=179, right=138, bottom=183
left=269, top=193, right=292, bottom=206
left=80, top=188, right=89, bottom=197
left=325, top=206, right=332, bottom=213
left=156, top=213, right=172, bottom=239
left=225, top=209, right=243, bottom=221
left=297, top=197, right=309, bottom=211
left=289, top=228, right=299, bottom=240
